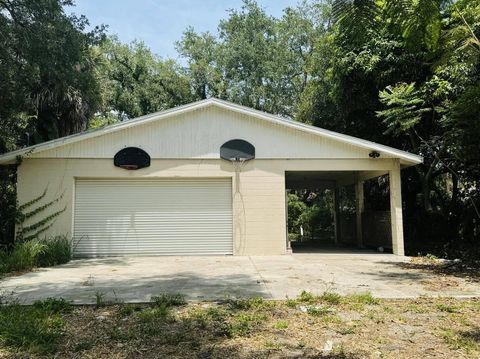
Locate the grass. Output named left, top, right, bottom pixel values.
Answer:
left=228, top=312, right=267, bottom=337
left=224, top=296, right=273, bottom=310
left=152, top=293, right=186, bottom=307
left=441, top=328, right=478, bottom=354
left=94, top=291, right=106, bottom=308
left=0, top=298, right=71, bottom=354
left=297, top=290, right=316, bottom=303
left=1, top=294, right=479, bottom=358
left=306, top=305, right=332, bottom=316
left=437, top=303, right=460, bottom=313
left=274, top=320, right=288, bottom=329
left=345, top=292, right=379, bottom=305
left=136, top=304, right=171, bottom=322
left=321, top=291, right=342, bottom=305
left=0, top=236, right=71, bottom=276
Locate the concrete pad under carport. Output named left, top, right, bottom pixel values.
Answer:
left=1, top=252, right=478, bottom=305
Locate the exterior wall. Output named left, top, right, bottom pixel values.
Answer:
left=17, top=158, right=399, bottom=256
left=29, top=106, right=388, bottom=160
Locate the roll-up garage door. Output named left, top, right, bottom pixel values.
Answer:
left=73, top=179, right=233, bottom=257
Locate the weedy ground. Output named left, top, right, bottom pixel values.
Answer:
left=0, top=291, right=478, bottom=359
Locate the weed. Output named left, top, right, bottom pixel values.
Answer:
left=344, top=292, right=379, bottom=306
left=36, top=236, right=71, bottom=267
left=307, top=305, right=331, bottom=316
left=137, top=304, right=171, bottom=322
left=264, top=340, right=282, bottom=349
left=437, top=303, right=459, bottom=313
left=0, top=236, right=71, bottom=276
left=285, top=299, right=297, bottom=308
left=225, top=296, right=271, bottom=310
left=297, top=290, right=316, bottom=303
left=441, top=328, right=477, bottom=354
left=228, top=312, right=267, bottom=337
left=73, top=340, right=94, bottom=352
left=337, top=326, right=356, bottom=335
left=0, top=240, right=46, bottom=273
left=401, top=303, right=428, bottom=314
left=109, top=326, right=137, bottom=341
left=187, top=306, right=230, bottom=336
left=426, top=253, right=439, bottom=261
left=382, top=305, right=395, bottom=314
left=118, top=303, right=142, bottom=317
left=320, top=314, right=343, bottom=324
left=152, top=293, right=186, bottom=307
left=321, top=292, right=342, bottom=305
left=274, top=320, right=288, bottom=329
left=33, top=298, right=72, bottom=314
left=95, top=291, right=106, bottom=308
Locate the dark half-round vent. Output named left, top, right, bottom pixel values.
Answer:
left=114, top=147, right=150, bottom=170
left=220, top=139, right=255, bottom=161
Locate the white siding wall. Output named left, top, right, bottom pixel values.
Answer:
left=16, top=158, right=398, bottom=256
left=29, top=107, right=382, bottom=160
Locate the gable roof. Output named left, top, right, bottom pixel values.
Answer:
left=0, top=98, right=422, bottom=165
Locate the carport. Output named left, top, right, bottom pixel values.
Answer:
left=285, top=168, right=402, bottom=254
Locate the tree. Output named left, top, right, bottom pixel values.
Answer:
left=0, top=0, right=105, bottom=148
left=175, top=28, right=224, bottom=100
left=301, top=0, right=480, bottom=257
left=96, top=37, right=194, bottom=122
left=177, top=0, right=327, bottom=118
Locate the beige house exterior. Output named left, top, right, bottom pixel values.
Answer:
left=0, top=99, right=422, bottom=257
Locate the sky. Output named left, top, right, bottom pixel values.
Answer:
left=68, top=0, right=297, bottom=61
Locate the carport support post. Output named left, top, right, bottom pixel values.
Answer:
left=389, top=160, right=405, bottom=256
left=355, top=179, right=364, bottom=248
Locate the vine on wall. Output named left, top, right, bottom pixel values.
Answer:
left=16, top=187, right=66, bottom=242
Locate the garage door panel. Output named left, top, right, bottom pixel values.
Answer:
left=73, top=179, right=233, bottom=257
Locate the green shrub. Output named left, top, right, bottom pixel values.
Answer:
left=0, top=299, right=66, bottom=354
left=1, top=240, right=46, bottom=273
left=0, top=236, right=71, bottom=276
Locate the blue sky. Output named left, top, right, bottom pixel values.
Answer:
left=68, top=0, right=297, bottom=61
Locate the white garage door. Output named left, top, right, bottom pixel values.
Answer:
left=73, top=179, right=233, bottom=257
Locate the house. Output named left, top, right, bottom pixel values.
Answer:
left=0, top=99, right=422, bottom=257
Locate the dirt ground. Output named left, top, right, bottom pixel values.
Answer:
left=1, top=293, right=479, bottom=359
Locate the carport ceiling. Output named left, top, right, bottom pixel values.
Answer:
left=285, top=171, right=355, bottom=190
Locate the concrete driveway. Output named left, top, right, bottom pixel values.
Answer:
left=1, top=251, right=479, bottom=304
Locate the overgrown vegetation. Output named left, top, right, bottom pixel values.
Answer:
left=0, top=1, right=479, bottom=259
left=0, top=294, right=478, bottom=358
left=0, top=187, right=71, bottom=276
left=0, top=235, right=71, bottom=275
left=0, top=298, right=72, bottom=354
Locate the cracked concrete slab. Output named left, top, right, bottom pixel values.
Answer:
left=1, top=251, right=478, bottom=304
